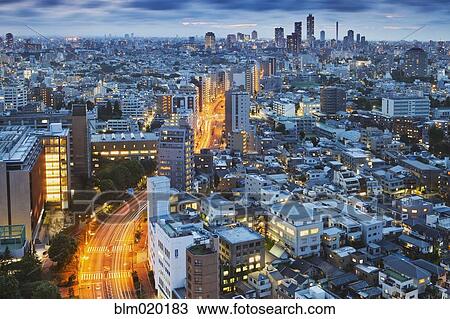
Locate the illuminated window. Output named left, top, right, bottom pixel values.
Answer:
left=300, top=230, right=309, bottom=237
left=310, top=228, right=319, bottom=235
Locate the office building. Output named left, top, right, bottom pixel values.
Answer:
left=158, top=123, right=194, bottom=192
left=335, top=21, right=339, bottom=41
left=205, top=32, right=216, bottom=51
left=381, top=94, right=430, bottom=118
left=71, top=104, right=91, bottom=188
left=5, top=33, right=13, bottom=48
left=251, top=30, right=258, bottom=40
left=404, top=48, right=428, bottom=78
left=320, top=30, right=325, bottom=42
left=0, top=127, right=45, bottom=242
left=320, top=86, right=346, bottom=114
left=225, top=89, right=250, bottom=135
left=274, top=27, right=285, bottom=48
left=147, top=176, right=170, bottom=219
left=306, top=14, right=314, bottom=43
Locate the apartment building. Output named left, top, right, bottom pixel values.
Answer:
left=267, top=201, right=323, bottom=257
left=216, top=225, right=265, bottom=294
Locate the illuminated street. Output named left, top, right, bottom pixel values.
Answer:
left=195, top=95, right=225, bottom=153
left=78, top=192, right=147, bottom=299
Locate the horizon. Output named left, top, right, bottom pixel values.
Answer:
left=0, top=0, right=449, bottom=41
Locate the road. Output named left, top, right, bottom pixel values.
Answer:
left=195, top=96, right=225, bottom=152
left=78, top=192, right=147, bottom=299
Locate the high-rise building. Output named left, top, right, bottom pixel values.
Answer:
left=320, top=30, right=325, bottom=42
left=403, top=47, right=428, bottom=78
left=186, top=238, right=220, bottom=299
left=226, top=34, right=237, bottom=49
left=274, top=27, right=285, bottom=48
left=0, top=127, right=45, bottom=242
left=245, top=62, right=260, bottom=97
left=347, top=30, right=355, bottom=44
left=286, top=34, right=294, bottom=53
left=356, top=33, right=361, bottom=44
left=335, top=21, right=339, bottom=41
left=306, top=14, right=315, bottom=43
left=204, top=32, right=216, bottom=51
left=5, top=33, right=13, bottom=48
left=293, top=22, right=302, bottom=53
left=251, top=30, right=258, bottom=40
left=320, top=86, right=346, bottom=114
left=71, top=104, right=91, bottom=189
left=158, top=122, right=194, bottom=192
left=147, top=176, right=170, bottom=219
left=225, top=89, right=250, bottom=136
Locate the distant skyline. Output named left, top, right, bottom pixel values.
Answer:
left=0, top=0, right=449, bottom=41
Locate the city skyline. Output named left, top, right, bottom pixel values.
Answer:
left=0, top=0, right=449, bottom=40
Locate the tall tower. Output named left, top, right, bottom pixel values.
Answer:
left=294, top=22, right=302, bottom=53
left=306, top=14, right=315, bottom=43
left=320, top=30, right=325, bottom=42
left=158, top=122, right=194, bottom=192
left=204, top=32, right=216, bottom=51
left=335, top=21, right=339, bottom=41
left=274, top=27, right=285, bottom=48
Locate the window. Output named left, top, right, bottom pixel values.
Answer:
left=310, top=228, right=319, bottom=235
left=175, top=249, right=179, bottom=258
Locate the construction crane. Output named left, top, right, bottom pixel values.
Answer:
left=24, top=24, right=50, bottom=41
left=401, top=25, right=426, bottom=41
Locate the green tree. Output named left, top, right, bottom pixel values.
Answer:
left=12, top=254, right=42, bottom=284
left=31, top=281, right=61, bottom=299
left=48, top=233, right=77, bottom=268
left=98, top=178, right=115, bottom=192
left=0, top=247, right=12, bottom=263
left=0, top=274, right=21, bottom=298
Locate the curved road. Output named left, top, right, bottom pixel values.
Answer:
left=79, top=192, right=147, bottom=299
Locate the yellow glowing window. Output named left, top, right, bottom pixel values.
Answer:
left=300, top=230, right=309, bottom=237
left=223, top=271, right=229, bottom=276
left=310, top=228, right=319, bottom=235
left=418, top=278, right=425, bottom=284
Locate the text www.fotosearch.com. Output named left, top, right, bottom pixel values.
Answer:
left=114, top=302, right=336, bottom=316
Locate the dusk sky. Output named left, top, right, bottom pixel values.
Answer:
left=0, top=0, right=449, bottom=40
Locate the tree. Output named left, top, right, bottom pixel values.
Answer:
left=298, top=130, right=306, bottom=140
left=0, top=274, right=21, bottom=298
left=48, top=233, right=77, bottom=268
left=12, top=254, right=42, bottom=284
left=310, top=136, right=320, bottom=147
left=31, top=281, right=61, bottom=299
left=98, top=178, right=115, bottom=192
left=0, top=246, right=12, bottom=263
left=141, top=159, right=157, bottom=176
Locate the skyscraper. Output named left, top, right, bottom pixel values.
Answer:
left=71, top=104, right=91, bottom=189
left=320, top=86, right=346, bottom=114
left=404, top=47, right=428, bottom=78
left=274, top=27, right=285, bottom=48
left=225, top=89, right=250, bottom=135
left=356, top=33, right=361, bottom=44
left=204, top=32, right=216, bottom=51
left=320, top=30, right=325, bottom=42
left=306, top=14, right=315, bottom=43
left=5, top=33, right=13, bottom=48
left=335, top=21, right=339, bottom=41
left=293, top=21, right=302, bottom=53
left=158, top=122, right=194, bottom=192
left=251, top=30, right=258, bottom=40
left=347, top=30, right=355, bottom=44
left=286, top=34, right=294, bottom=52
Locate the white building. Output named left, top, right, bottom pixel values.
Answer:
left=379, top=269, right=418, bottom=299
left=273, top=99, right=296, bottom=117
left=267, top=201, right=323, bottom=257
left=121, top=93, right=145, bottom=118
left=148, top=215, right=206, bottom=299
left=200, top=194, right=235, bottom=226
left=381, top=95, right=430, bottom=118
left=225, top=89, right=250, bottom=134
left=2, top=80, right=27, bottom=111
left=147, top=176, right=171, bottom=219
